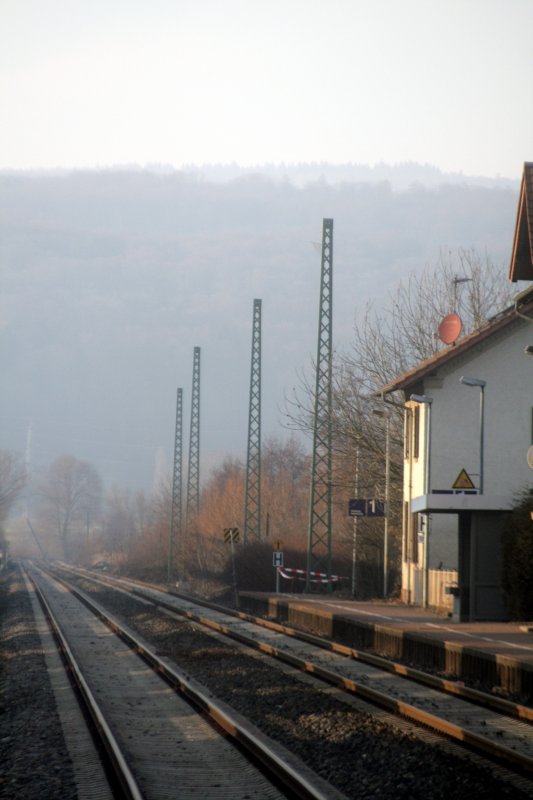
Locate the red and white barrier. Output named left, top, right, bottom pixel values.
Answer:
left=277, top=567, right=348, bottom=584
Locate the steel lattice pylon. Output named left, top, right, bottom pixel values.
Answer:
left=306, top=218, right=333, bottom=591
left=186, top=347, right=201, bottom=523
left=244, top=299, right=262, bottom=542
left=168, top=387, right=183, bottom=583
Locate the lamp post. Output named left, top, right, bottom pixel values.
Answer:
left=351, top=446, right=359, bottom=597
left=372, top=409, right=390, bottom=598
left=459, top=376, right=486, bottom=494
left=409, top=394, right=433, bottom=608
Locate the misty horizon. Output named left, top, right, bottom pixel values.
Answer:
left=1, top=163, right=523, bottom=494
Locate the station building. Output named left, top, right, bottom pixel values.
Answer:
left=379, top=162, right=533, bottom=621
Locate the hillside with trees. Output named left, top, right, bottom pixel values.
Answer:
left=1, top=164, right=523, bottom=594
left=1, top=165, right=519, bottom=489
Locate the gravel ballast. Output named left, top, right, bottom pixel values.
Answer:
left=68, top=572, right=533, bottom=800
left=2, top=563, right=533, bottom=799
left=0, top=566, right=78, bottom=800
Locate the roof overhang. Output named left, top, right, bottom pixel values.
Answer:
left=411, top=493, right=513, bottom=514
left=509, top=162, right=533, bottom=282
left=378, top=306, right=521, bottom=396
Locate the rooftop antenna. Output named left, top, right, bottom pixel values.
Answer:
left=438, top=312, right=463, bottom=346
left=437, top=275, right=470, bottom=346
left=452, top=275, right=472, bottom=313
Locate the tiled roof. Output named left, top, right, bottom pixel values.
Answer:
left=509, top=162, right=533, bottom=282
left=379, top=298, right=533, bottom=395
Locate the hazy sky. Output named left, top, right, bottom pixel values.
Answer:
left=2, top=0, right=532, bottom=178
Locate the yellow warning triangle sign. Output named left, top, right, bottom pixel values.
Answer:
left=453, top=468, right=476, bottom=490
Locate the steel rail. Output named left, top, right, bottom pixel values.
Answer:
left=55, top=564, right=533, bottom=779
left=23, top=565, right=144, bottom=800
left=34, top=563, right=346, bottom=800
left=132, top=574, right=533, bottom=724
left=83, top=566, right=533, bottom=724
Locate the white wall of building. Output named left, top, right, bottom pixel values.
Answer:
left=402, top=316, right=533, bottom=604
left=424, top=320, right=533, bottom=496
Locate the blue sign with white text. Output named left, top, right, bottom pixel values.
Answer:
left=348, top=499, right=385, bottom=518
left=348, top=499, right=367, bottom=517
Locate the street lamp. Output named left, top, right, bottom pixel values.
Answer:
left=409, top=394, right=433, bottom=608
left=373, top=409, right=391, bottom=598
left=351, top=446, right=360, bottom=597
left=459, top=376, right=486, bottom=494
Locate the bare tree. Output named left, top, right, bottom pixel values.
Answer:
left=38, top=454, right=102, bottom=562
left=261, top=436, right=309, bottom=546
left=102, top=486, right=137, bottom=558
left=0, top=450, right=26, bottom=542
left=331, top=248, right=513, bottom=476
left=284, top=248, right=513, bottom=594
left=347, top=248, right=513, bottom=397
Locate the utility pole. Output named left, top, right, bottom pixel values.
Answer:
left=373, top=409, right=391, bottom=598
left=186, top=347, right=201, bottom=524
left=244, top=299, right=262, bottom=542
left=306, top=218, right=333, bottom=591
left=168, top=387, right=183, bottom=583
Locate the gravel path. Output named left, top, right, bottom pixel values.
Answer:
left=0, top=565, right=78, bottom=800
left=2, top=563, right=533, bottom=799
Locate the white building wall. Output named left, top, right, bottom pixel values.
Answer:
left=402, top=317, right=533, bottom=605
left=425, top=321, right=533, bottom=497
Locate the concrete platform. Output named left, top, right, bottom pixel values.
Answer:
left=238, top=592, right=533, bottom=698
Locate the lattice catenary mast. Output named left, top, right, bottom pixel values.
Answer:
left=244, top=299, right=262, bottom=542
left=306, top=218, right=333, bottom=591
left=168, top=387, right=183, bottom=583
left=186, top=347, right=201, bottom=523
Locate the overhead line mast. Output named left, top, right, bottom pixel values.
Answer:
left=244, top=299, right=262, bottom=542
left=307, top=218, right=333, bottom=591
left=168, top=387, right=183, bottom=583
left=186, top=347, right=201, bottom=524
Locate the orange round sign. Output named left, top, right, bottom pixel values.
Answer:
left=438, top=313, right=462, bottom=345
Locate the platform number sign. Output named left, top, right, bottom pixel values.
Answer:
left=349, top=499, right=366, bottom=517
left=224, top=527, right=240, bottom=543
left=348, top=499, right=385, bottom=518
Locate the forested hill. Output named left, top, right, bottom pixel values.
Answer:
left=0, top=166, right=521, bottom=490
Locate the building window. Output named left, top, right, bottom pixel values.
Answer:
left=413, top=405, right=420, bottom=460
left=404, top=405, right=420, bottom=461
left=411, top=513, right=419, bottom=564
left=403, top=502, right=419, bottom=565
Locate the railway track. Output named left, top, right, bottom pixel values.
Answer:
left=46, top=561, right=533, bottom=795
left=24, top=562, right=345, bottom=800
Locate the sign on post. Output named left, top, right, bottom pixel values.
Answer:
left=348, top=499, right=385, bottom=518
left=224, top=527, right=240, bottom=543
left=348, top=499, right=366, bottom=517
left=272, top=551, right=284, bottom=567
left=367, top=499, right=385, bottom=517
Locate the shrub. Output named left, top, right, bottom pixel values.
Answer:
left=502, top=489, right=533, bottom=619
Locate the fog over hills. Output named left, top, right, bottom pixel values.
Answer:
left=0, top=163, right=520, bottom=491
